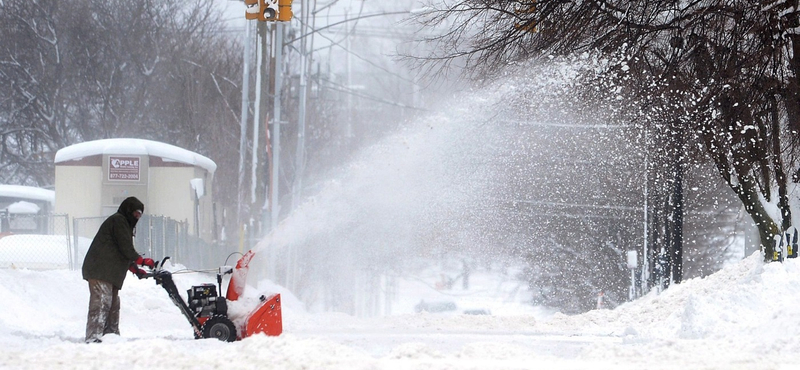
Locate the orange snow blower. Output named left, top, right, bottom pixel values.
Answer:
left=143, top=250, right=282, bottom=341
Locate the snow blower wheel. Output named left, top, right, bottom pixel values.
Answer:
left=202, top=316, right=236, bottom=342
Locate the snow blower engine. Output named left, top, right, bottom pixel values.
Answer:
left=188, top=284, right=224, bottom=319
left=143, top=251, right=282, bottom=342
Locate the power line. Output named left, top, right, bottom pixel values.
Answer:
left=318, top=77, right=427, bottom=111
left=314, top=28, right=415, bottom=84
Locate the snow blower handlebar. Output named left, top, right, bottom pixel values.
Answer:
left=217, top=266, right=233, bottom=301
left=154, top=256, right=170, bottom=272
left=137, top=256, right=170, bottom=278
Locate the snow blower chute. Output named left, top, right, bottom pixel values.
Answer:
left=143, top=250, right=282, bottom=341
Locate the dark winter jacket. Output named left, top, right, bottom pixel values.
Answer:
left=82, top=197, right=144, bottom=289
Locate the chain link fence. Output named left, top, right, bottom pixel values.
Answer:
left=73, top=215, right=234, bottom=271
left=0, top=212, right=72, bottom=269
left=1, top=212, right=235, bottom=271
left=132, top=215, right=233, bottom=270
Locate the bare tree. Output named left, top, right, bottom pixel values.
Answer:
left=0, top=0, right=244, bottom=238
left=0, top=0, right=72, bottom=184
left=410, top=0, right=800, bottom=263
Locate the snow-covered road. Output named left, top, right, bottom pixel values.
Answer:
left=1, top=252, right=799, bottom=369
left=293, top=328, right=623, bottom=358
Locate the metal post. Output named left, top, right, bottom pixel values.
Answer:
left=270, top=22, right=283, bottom=232
left=641, top=125, right=649, bottom=294
left=252, top=22, right=266, bottom=206
left=293, top=0, right=308, bottom=211
left=72, top=218, right=80, bottom=270
left=63, top=215, right=72, bottom=270
left=238, top=20, right=252, bottom=229
left=161, top=216, right=167, bottom=262
left=264, top=22, right=283, bottom=282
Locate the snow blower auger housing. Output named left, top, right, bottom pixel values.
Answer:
left=143, top=252, right=282, bottom=342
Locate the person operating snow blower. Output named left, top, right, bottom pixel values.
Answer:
left=82, top=196, right=154, bottom=343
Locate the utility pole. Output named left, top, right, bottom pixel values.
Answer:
left=269, top=22, right=283, bottom=233
left=245, top=0, right=293, bottom=240
left=238, top=20, right=252, bottom=237
left=245, top=0, right=293, bottom=282
left=252, top=21, right=266, bottom=219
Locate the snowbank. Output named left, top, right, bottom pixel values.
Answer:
left=0, top=251, right=798, bottom=369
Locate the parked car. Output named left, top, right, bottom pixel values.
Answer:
left=462, top=309, right=491, bottom=315
left=414, top=300, right=457, bottom=313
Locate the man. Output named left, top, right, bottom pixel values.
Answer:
left=82, top=196, right=154, bottom=343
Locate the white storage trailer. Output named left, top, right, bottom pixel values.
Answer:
left=53, top=138, right=217, bottom=242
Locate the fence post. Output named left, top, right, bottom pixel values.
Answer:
left=72, top=217, right=80, bottom=271
left=147, top=216, right=153, bottom=258
left=61, top=215, right=72, bottom=270
left=177, top=220, right=183, bottom=263
left=161, top=216, right=167, bottom=261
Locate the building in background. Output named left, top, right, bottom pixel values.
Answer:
left=54, top=138, right=217, bottom=242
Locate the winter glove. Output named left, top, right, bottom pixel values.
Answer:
left=129, top=264, right=147, bottom=279
left=136, top=256, right=155, bottom=269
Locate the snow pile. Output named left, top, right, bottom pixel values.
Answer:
left=535, top=252, right=800, bottom=341
left=0, top=184, right=55, bottom=204
left=6, top=201, right=40, bottom=214
left=0, top=235, right=75, bottom=269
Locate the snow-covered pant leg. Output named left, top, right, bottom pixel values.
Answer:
left=85, top=279, right=116, bottom=342
left=103, top=285, right=120, bottom=335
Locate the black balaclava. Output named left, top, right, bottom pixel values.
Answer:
left=117, top=196, right=144, bottom=229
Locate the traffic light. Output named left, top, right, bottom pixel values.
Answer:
left=244, top=0, right=259, bottom=20
left=259, top=0, right=279, bottom=22
left=244, top=0, right=288, bottom=22
left=277, top=0, right=293, bottom=22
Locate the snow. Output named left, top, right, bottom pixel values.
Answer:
left=189, top=178, right=205, bottom=199
left=0, top=234, right=89, bottom=270
left=0, top=251, right=798, bottom=369
left=5, top=201, right=40, bottom=214
left=53, top=138, right=217, bottom=174
left=0, top=185, right=55, bottom=204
